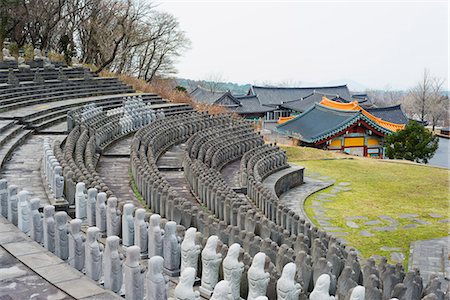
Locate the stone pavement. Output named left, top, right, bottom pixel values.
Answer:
left=0, top=134, right=66, bottom=207
left=0, top=216, right=121, bottom=299
left=409, top=236, right=450, bottom=288
left=220, top=159, right=241, bottom=188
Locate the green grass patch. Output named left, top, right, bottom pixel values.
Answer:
left=128, top=169, right=151, bottom=210
left=286, top=147, right=449, bottom=266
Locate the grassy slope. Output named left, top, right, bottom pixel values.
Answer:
left=281, top=146, right=449, bottom=264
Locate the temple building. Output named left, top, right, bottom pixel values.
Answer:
left=276, top=97, right=407, bottom=158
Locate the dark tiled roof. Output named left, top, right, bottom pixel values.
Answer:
left=231, top=95, right=275, bottom=114
left=190, top=86, right=240, bottom=106
left=366, top=105, right=409, bottom=124
left=276, top=103, right=392, bottom=143
left=280, top=92, right=349, bottom=113
left=249, top=85, right=353, bottom=106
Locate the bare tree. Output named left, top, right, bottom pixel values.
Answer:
left=402, top=69, right=448, bottom=129
left=203, top=72, right=226, bottom=93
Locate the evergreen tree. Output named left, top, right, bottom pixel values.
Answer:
left=385, top=121, right=439, bottom=163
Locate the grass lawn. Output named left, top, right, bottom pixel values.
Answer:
left=280, top=145, right=449, bottom=266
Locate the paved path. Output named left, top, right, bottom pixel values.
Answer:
left=97, top=135, right=142, bottom=208
left=220, top=159, right=241, bottom=188
left=409, top=236, right=450, bottom=286
left=0, top=133, right=66, bottom=207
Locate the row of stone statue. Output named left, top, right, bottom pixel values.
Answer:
left=2, top=43, right=47, bottom=62
left=43, top=138, right=64, bottom=199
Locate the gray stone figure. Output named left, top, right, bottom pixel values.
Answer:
left=122, top=203, right=135, bottom=246
left=68, top=219, right=85, bottom=271
left=174, top=267, right=200, bottom=300
left=211, top=280, right=233, bottom=300
left=181, top=227, right=201, bottom=273
left=96, top=192, right=107, bottom=232
left=277, top=262, right=302, bottom=300
left=310, top=274, right=335, bottom=300
left=2, top=43, right=16, bottom=61
left=146, top=256, right=168, bottom=300
left=337, top=266, right=357, bottom=300
left=148, top=214, right=164, bottom=258
left=75, top=182, right=87, bottom=219
left=163, top=221, right=181, bottom=276
left=54, top=166, right=64, bottom=198
left=17, top=190, right=31, bottom=234
left=124, top=245, right=145, bottom=300
left=85, top=226, right=103, bottom=281
left=29, top=198, right=43, bottom=243
left=0, top=179, right=8, bottom=217
left=134, top=208, right=148, bottom=255
left=247, top=252, right=270, bottom=300
left=54, top=211, right=69, bottom=260
left=349, top=286, right=365, bottom=300
left=7, top=185, right=19, bottom=225
left=103, top=235, right=123, bottom=293
left=223, top=243, right=244, bottom=300
left=200, top=235, right=222, bottom=296
left=87, top=188, right=97, bottom=226
left=106, top=197, right=121, bottom=237
left=43, top=205, right=56, bottom=252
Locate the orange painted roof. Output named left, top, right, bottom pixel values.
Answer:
left=278, top=116, right=295, bottom=124
left=320, top=97, right=405, bottom=132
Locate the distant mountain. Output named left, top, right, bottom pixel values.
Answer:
left=176, top=78, right=251, bottom=95
left=323, top=79, right=369, bottom=92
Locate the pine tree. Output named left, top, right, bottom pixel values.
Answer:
left=385, top=121, right=439, bottom=163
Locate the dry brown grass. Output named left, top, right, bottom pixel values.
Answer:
left=98, top=70, right=237, bottom=117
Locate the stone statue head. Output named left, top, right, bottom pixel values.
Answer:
left=225, top=243, right=241, bottom=261
left=182, top=227, right=197, bottom=250
left=96, top=192, right=107, bottom=205
left=135, top=208, right=146, bottom=221
left=280, top=262, right=296, bottom=281
left=87, top=226, right=100, bottom=244
left=44, top=205, right=55, bottom=218
left=106, top=235, right=120, bottom=251
left=149, top=213, right=161, bottom=227
left=70, top=219, right=82, bottom=234
left=126, top=245, right=141, bottom=267
left=88, top=188, right=97, bottom=200
left=349, top=286, right=365, bottom=300
left=54, top=211, right=67, bottom=227
left=249, top=252, right=267, bottom=280
left=8, top=185, right=18, bottom=198
left=148, top=255, right=164, bottom=278
left=123, top=203, right=134, bottom=216
left=211, top=280, right=232, bottom=299
left=165, top=221, right=176, bottom=235
left=18, top=190, right=29, bottom=204
left=314, top=274, right=331, bottom=293
left=107, top=197, right=117, bottom=208
left=179, top=267, right=196, bottom=287
left=30, top=198, right=40, bottom=211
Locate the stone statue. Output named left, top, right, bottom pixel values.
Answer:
left=68, top=219, right=85, bottom=271
left=54, top=166, right=64, bottom=199
left=277, top=262, right=302, bottom=300
left=43, top=205, right=56, bottom=252
left=122, top=203, right=135, bottom=246
left=54, top=211, right=69, bottom=260
left=181, top=227, right=201, bottom=273
left=29, top=198, right=43, bottom=243
left=200, top=235, right=222, bottom=296
left=87, top=188, right=97, bottom=226
left=96, top=192, right=107, bottom=232
left=124, top=245, right=145, bottom=300
left=103, top=235, right=123, bottom=293
left=2, top=43, right=16, bottom=61
left=349, top=285, right=365, bottom=300
left=163, top=221, right=181, bottom=276
left=0, top=179, right=7, bottom=217
left=247, top=252, right=270, bottom=300
left=146, top=256, right=168, bottom=300
left=211, top=280, right=233, bottom=300
left=174, top=267, right=200, bottom=300
left=85, top=226, right=103, bottom=281
left=223, top=243, right=244, bottom=300
left=310, top=274, right=335, bottom=300
left=7, top=185, right=19, bottom=225
left=17, top=190, right=31, bottom=234
left=148, top=214, right=164, bottom=258
left=75, top=182, right=87, bottom=219
left=34, top=47, right=44, bottom=60
left=134, top=208, right=148, bottom=255
left=106, top=197, right=121, bottom=237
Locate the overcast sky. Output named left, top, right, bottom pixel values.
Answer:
left=155, top=0, right=448, bottom=90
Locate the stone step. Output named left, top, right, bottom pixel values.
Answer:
left=0, top=128, right=33, bottom=169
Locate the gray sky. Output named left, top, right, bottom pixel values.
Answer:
left=156, top=0, right=448, bottom=90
